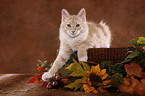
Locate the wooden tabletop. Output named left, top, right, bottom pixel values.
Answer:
left=0, top=74, right=132, bottom=96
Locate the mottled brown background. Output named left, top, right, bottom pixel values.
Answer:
left=0, top=0, right=145, bottom=73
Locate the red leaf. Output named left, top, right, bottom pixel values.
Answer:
left=41, top=82, right=48, bottom=87
left=142, top=64, right=145, bottom=71
left=36, top=67, right=45, bottom=72
left=124, top=63, right=142, bottom=77
left=141, top=72, right=145, bottom=79
left=61, top=78, right=68, bottom=84
left=29, top=75, right=41, bottom=83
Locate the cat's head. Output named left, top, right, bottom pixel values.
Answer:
left=60, top=8, right=88, bottom=38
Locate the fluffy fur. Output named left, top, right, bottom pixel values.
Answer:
left=42, top=8, right=111, bottom=81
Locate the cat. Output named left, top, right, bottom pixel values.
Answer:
left=42, top=8, right=111, bottom=81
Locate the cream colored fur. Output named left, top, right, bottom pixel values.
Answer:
left=42, top=8, right=111, bottom=81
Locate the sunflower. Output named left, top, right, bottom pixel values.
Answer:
left=82, top=64, right=111, bottom=93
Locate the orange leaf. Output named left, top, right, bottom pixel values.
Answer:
left=61, top=78, right=68, bottom=84
left=141, top=72, right=145, bottom=79
left=36, top=67, right=45, bottom=72
left=29, top=75, right=41, bottom=83
left=124, top=63, right=142, bottom=77
left=41, top=81, right=48, bottom=87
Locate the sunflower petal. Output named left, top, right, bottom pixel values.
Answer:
left=87, top=78, right=92, bottom=85
left=83, top=84, right=98, bottom=93
left=102, top=80, right=111, bottom=85
left=87, top=71, right=91, bottom=77
left=99, top=69, right=106, bottom=76
left=94, top=64, right=101, bottom=73
left=82, top=78, right=87, bottom=83
left=97, top=87, right=108, bottom=93
left=93, top=89, right=98, bottom=93
left=97, top=87, right=104, bottom=93
left=83, top=84, right=91, bottom=93
left=90, top=66, right=95, bottom=73
left=102, top=74, right=108, bottom=80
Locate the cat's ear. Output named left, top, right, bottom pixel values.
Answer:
left=77, top=8, right=86, bottom=22
left=61, top=9, right=70, bottom=22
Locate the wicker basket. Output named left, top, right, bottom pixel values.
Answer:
left=87, top=48, right=133, bottom=64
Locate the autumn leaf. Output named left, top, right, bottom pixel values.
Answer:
left=80, top=61, right=90, bottom=72
left=137, top=37, right=145, bottom=45
left=124, top=63, right=142, bottom=77
left=110, top=73, right=124, bottom=87
left=36, top=67, right=45, bottom=72
left=41, top=82, right=48, bottom=87
left=142, top=64, right=145, bottom=70
left=141, top=72, right=145, bottom=79
left=58, top=63, right=70, bottom=78
left=65, top=79, right=83, bottom=91
left=66, top=59, right=88, bottom=78
left=29, top=75, right=41, bottom=83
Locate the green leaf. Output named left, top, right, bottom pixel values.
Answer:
left=65, top=79, right=83, bottom=91
left=58, top=63, right=70, bottom=78
left=37, top=60, right=50, bottom=68
left=122, top=50, right=139, bottom=63
left=137, top=37, right=145, bottom=44
left=110, top=73, right=124, bottom=87
left=130, top=39, right=137, bottom=45
left=80, top=61, right=90, bottom=72
left=66, top=59, right=87, bottom=78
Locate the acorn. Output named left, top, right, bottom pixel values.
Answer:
left=46, top=82, right=53, bottom=89
left=55, top=75, right=61, bottom=81
left=52, top=81, right=59, bottom=87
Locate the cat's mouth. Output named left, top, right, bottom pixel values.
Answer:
left=69, top=32, right=80, bottom=38
left=67, top=31, right=80, bottom=38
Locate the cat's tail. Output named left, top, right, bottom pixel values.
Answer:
left=99, top=20, right=112, bottom=47
left=99, top=20, right=111, bottom=37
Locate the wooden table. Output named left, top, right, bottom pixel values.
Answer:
left=0, top=74, right=132, bottom=96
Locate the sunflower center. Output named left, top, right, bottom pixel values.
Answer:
left=89, top=73, right=102, bottom=86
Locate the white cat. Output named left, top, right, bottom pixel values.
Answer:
left=42, top=8, right=111, bottom=81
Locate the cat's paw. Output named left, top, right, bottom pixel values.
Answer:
left=79, top=55, right=88, bottom=62
left=42, top=72, right=53, bottom=82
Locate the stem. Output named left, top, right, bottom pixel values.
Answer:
left=137, top=59, right=145, bottom=64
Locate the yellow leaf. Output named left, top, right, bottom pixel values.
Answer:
left=65, top=79, right=83, bottom=91
left=66, top=59, right=87, bottom=78
left=80, top=61, right=90, bottom=71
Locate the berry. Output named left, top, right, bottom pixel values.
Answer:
left=52, top=81, right=59, bottom=87
left=55, top=75, right=61, bottom=81
left=46, top=82, right=53, bottom=89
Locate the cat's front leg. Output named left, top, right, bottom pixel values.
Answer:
left=42, top=47, right=72, bottom=81
left=78, top=44, right=90, bottom=62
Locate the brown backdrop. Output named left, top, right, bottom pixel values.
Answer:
left=0, top=0, right=145, bottom=73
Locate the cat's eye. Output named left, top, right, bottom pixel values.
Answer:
left=67, top=24, right=71, bottom=27
left=76, top=24, right=80, bottom=27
